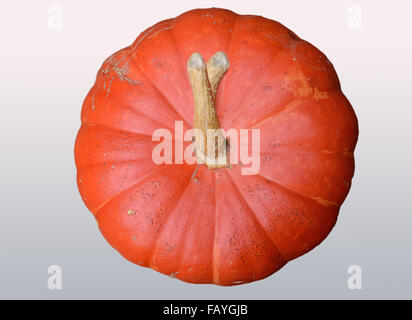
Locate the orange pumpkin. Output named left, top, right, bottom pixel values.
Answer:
left=74, top=8, right=358, bottom=285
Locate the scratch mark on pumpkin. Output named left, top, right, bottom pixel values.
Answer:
left=105, top=78, right=112, bottom=98
left=310, top=196, right=338, bottom=207
left=322, top=150, right=354, bottom=157
left=147, top=25, right=173, bottom=39
left=114, top=65, right=142, bottom=86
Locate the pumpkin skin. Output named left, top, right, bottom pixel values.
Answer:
left=74, top=8, right=358, bottom=285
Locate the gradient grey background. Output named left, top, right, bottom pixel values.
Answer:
left=1, top=0, right=411, bottom=299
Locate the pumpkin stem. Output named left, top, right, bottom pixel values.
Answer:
left=187, top=51, right=229, bottom=169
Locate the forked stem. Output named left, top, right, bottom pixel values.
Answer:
left=187, top=51, right=230, bottom=169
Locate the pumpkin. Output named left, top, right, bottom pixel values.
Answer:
left=74, top=8, right=358, bottom=285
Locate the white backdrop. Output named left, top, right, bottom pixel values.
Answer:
left=0, top=0, right=411, bottom=299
